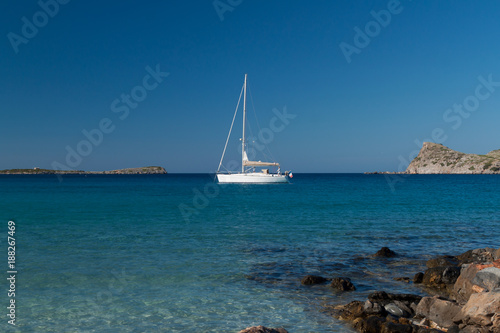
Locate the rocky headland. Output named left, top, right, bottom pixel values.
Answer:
left=0, top=166, right=167, bottom=175
left=366, top=143, right=500, bottom=174
left=406, top=142, right=500, bottom=174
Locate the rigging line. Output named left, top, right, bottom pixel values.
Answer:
left=217, top=84, right=244, bottom=173
left=248, top=81, right=277, bottom=163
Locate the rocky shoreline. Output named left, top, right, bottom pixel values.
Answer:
left=240, top=247, right=500, bottom=333
left=324, top=246, right=500, bottom=332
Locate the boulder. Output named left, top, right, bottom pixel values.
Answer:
left=394, top=277, right=411, bottom=283
left=301, top=275, right=328, bottom=285
left=369, top=291, right=391, bottom=304
left=330, top=301, right=365, bottom=321
left=238, top=326, right=288, bottom=333
left=364, top=300, right=387, bottom=316
left=331, top=277, right=356, bottom=291
left=352, top=315, right=385, bottom=333
left=473, top=266, right=500, bottom=291
left=453, top=264, right=481, bottom=304
left=476, top=258, right=500, bottom=270
left=422, top=266, right=460, bottom=290
left=457, top=248, right=497, bottom=265
left=381, top=321, right=413, bottom=333
left=457, top=291, right=500, bottom=327
left=459, top=325, right=490, bottom=333
left=415, top=296, right=462, bottom=328
left=426, top=255, right=459, bottom=268
left=393, top=301, right=414, bottom=317
left=374, top=247, right=397, bottom=258
left=384, top=303, right=410, bottom=318
left=413, top=272, right=424, bottom=284
left=494, top=248, right=500, bottom=261
left=368, top=291, right=422, bottom=307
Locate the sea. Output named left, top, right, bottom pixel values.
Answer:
left=0, top=173, right=498, bottom=332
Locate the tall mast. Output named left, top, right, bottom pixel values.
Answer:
left=242, top=74, right=247, bottom=173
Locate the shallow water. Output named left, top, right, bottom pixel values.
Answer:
left=0, top=174, right=498, bottom=332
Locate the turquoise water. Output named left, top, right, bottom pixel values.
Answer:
left=0, top=174, right=499, bottom=332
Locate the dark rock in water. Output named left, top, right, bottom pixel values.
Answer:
left=422, top=266, right=460, bottom=290
left=416, top=296, right=462, bottom=328
left=473, top=267, right=500, bottom=291
left=394, top=277, right=410, bottom=283
left=414, top=272, right=424, bottom=284
left=374, top=247, right=397, bottom=258
left=426, top=255, right=459, bottom=268
left=368, top=291, right=422, bottom=307
left=238, top=326, right=288, bottom=333
left=301, top=275, right=328, bottom=285
left=369, top=291, right=390, bottom=303
left=331, top=277, right=356, bottom=291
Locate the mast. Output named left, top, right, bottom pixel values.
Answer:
left=242, top=74, right=247, bottom=173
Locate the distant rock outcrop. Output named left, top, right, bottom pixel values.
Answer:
left=406, top=142, right=500, bottom=174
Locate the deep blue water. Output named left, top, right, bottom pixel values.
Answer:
left=0, top=174, right=498, bottom=332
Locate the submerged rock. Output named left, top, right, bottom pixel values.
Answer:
left=238, top=326, right=288, bottom=333
left=374, top=247, right=397, bottom=258
left=394, top=277, right=411, bottom=283
left=301, top=275, right=328, bottom=285
left=331, top=277, right=356, bottom=291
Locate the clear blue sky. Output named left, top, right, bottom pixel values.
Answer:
left=1, top=1, right=500, bottom=172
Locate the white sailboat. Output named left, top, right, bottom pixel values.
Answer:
left=216, top=74, right=291, bottom=184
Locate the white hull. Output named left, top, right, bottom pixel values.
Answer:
left=216, top=173, right=288, bottom=184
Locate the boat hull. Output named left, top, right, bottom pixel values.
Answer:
left=216, top=173, right=288, bottom=184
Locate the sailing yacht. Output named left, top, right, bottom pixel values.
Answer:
left=216, top=74, right=291, bottom=183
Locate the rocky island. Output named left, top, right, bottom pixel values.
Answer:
left=406, top=142, right=500, bottom=174
left=0, top=166, right=167, bottom=175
